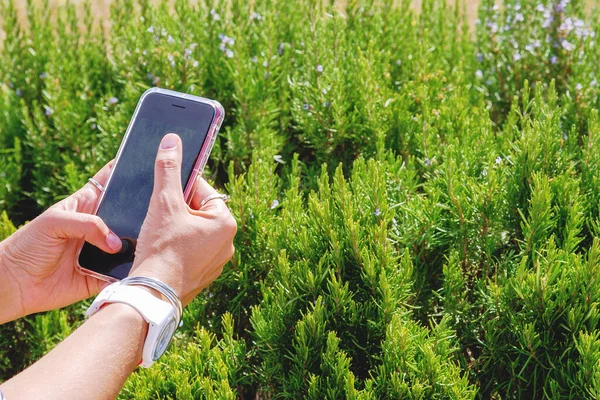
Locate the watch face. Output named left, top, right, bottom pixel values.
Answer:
left=153, top=318, right=177, bottom=361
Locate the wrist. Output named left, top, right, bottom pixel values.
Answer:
left=130, top=259, right=184, bottom=299
left=94, top=302, right=149, bottom=367
left=0, top=241, right=26, bottom=323
left=88, top=282, right=179, bottom=368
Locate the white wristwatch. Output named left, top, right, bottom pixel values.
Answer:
left=86, top=282, right=178, bottom=368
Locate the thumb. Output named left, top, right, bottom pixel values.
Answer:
left=152, top=133, right=184, bottom=206
left=44, top=210, right=122, bottom=254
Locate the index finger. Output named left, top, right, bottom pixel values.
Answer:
left=189, top=177, right=230, bottom=215
left=54, top=159, right=115, bottom=214
left=190, top=176, right=218, bottom=210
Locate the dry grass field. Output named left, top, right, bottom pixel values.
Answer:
left=6, top=0, right=481, bottom=27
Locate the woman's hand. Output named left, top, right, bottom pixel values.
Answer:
left=130, top=133, right=236, bottom=306
left=0, top=161, right=122, bottom=323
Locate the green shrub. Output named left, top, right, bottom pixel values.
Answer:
left=2, top=0, right=600, bottom=398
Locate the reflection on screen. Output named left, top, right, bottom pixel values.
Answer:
left=79, top=94, right=215, bottom=279
left=99, top=118, right=198, bottom=240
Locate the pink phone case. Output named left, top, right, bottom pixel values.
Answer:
left=76, top=88, right=225, bottom=283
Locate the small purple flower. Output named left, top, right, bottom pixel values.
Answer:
left=374, top=208, right=381, bottom=217
left=555, top=0, right=568, bottom=13
left=536, top=4, right=545, bottom=12
left=278, top=43, right=284, bottom=56
left=108, top=97, right=118, bottom=105
left=495, top=156, right=502, bottom=165
left=251, top=56, right=258, bottom=63
left=316, top=64, right=323, bottom=73
left=167, top=35, right=175, bottom=44
left=515, top=13, right=524, bottom=23
left=147, top=26, right=154, bottom=33
left=591, top=80, right=597, bottom=87
left=542, top=16, right=553, bottom=29
left=250, top=11, right=262, bottom=21
left=270, top=199, right=279, bottom=209
left=550, top=55, right=558, bottom=64
left=210, top=9, right=221, bottom=21
left=91, top=123, right=97, bottom=130
left=513, top=52, right=522, bottom=62
left=184, top=48, right=193, bottom=59
left=424, top=157, right=431, bottom=167
left=476, top=70, right=483, bottom=79
left=396, top=59, right=402, bottom=65
left=562, top=40, right=574, bottom=51
left=576, top=83, right=583, bottom=91
left=476, top=53, right=483, bottom=62
left=263, top=61, right=269, bottom=68
left=192, top=60, right=199, bottom=67
left=39, top=72, right=47, bottom=79
left=482, top=168, right=488, bottom=177
left=15, top=89, right=21, bottom=97
left=323, top=101, right=329, bottom=107
left=218, top=33, right=225, bottom=40
left=225, top=49, right=234, bottom=58
left=44, top=106, right=53, bottom=116
left=219, top=42, right=227, bottom=52
left=563, top=133, right=568, bottom=140
left=302, top=103, right=309, bottom=111
left=147, top=73, right=153, bottom=80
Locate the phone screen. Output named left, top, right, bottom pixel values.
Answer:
left=78, top=91, right=216, bottom=279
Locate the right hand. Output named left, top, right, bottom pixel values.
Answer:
left=129, top=133, right=236, bottom=306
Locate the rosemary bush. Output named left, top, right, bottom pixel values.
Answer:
left=1, top=0, right=600, bottom=398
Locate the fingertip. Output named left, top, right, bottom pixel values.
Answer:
left=160, top=133, right=180, bottom=150
left=105, top=232, right=122, bottom=253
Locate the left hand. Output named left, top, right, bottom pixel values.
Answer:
left=0, top=161, right=122, bottom=322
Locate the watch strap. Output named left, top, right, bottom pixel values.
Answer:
left=86, top=283, right=176, bottom=368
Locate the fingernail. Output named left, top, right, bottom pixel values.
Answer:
left=160, top=133, right=179, bottom=149
left=106, top=232, right=122, bottom=251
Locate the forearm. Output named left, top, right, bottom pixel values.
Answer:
left=0, top=303, right=147, bottom=400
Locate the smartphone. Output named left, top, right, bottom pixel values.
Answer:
left=77, top=88, right=224, bottom=281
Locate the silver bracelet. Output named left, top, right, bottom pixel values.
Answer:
left=120, top=276, right=183, bottom=325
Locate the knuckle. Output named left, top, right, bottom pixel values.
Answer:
left=86, top=215, right=106, bottom=233
left=156, top=157, right=179, bottom=171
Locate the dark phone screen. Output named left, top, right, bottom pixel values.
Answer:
left=78, top=92, right=215, bottom=279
